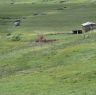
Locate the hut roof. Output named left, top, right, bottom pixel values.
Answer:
left=81, top=22, right=96, bottom=26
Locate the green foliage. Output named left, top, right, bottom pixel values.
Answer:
left=11, top=34, right=21, bottom=41
left=0, top=1, right=96, bottom=95
left=6, top=33, right=11, bottom=36
left=8, top=33, right=22, bottom=41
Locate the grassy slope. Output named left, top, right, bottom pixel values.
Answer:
left=0, top=32, right=96, bottom=95
left=0, top=2, right=96, bottom=32
left=0, top=0, right=96, bottom=95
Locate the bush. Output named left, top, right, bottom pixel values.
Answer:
left=11, top=34, right=21, bottom=41
left=6, top=33, right=11, bottom=36
left=7, top=33, right=22, bottom=41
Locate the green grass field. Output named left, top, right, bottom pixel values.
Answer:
left=0, top=0, right=96, bottom=95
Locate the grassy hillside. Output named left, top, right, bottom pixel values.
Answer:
left=0, top=0, right=96, bottom=95
left=0, top=31, right=96, bottom=95
left=0, top=2, right=96, bottom=32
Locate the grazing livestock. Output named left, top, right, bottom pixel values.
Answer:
left=35, top=35, right=46, bottom=42
left=35, top=34, right=58, bottom=43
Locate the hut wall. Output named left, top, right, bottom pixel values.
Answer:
left=82, top=24, right=96, bottom=32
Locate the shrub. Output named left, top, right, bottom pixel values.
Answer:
left=7, top=33, right=22, bottom=41
left=6, top=33, right=11, bottom=36
left=11, top=34, right=21, bottom=41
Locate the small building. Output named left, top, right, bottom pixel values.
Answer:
left=81, top=22, right=96, bottom=32
left=72, top=30, right=83, bottom=34
left=14, top=19, right=21, bottom=26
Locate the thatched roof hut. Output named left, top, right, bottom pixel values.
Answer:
left=81, top=22, right=96, bottom=32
